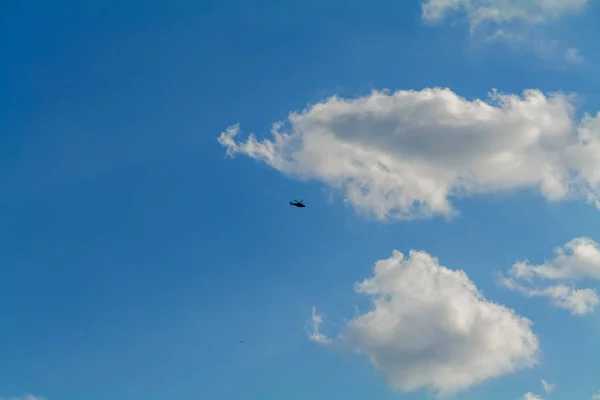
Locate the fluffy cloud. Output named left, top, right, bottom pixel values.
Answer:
left=499, top=237, right=600, bottom=315
left=219, top=88, right=600, bottom=220
left=421, top=0, right=589, bottom=28
left=307, top=249, right=539, bottom=396
left=593, top=391, right=600, bottom=400
left=523, top=393, right=543, bottom=400
left=541, top=379, right=555, bottom=393
left=0, top=396, right=46, bottom=400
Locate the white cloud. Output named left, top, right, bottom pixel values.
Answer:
left=500, top=276, right=599, bottom=315
left=421, top=0, right=589, bottom=28
left=219, top=88, right=600, bottom=221
left=524, top=392, right=543, bottom=400
left=308, top=249, right=539, bottom=397
left=592, top=391, right=600, bottom=400
left=499, top=237, right=600, bottom=315
left=0, top=396, right=46, bottom=400
left=308, top=306, right=330, bottom=344
left=541, top=379, right=555, bottom=393
left=510, top=238, right=600, bottom=281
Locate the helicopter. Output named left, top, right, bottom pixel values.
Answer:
left=290, top=199, right=306, bottom=208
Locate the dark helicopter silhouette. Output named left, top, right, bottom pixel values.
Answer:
left=290, top=199, right=306, bottom=208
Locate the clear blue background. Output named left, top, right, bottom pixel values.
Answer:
left=2, top=1, right=599, bottom=399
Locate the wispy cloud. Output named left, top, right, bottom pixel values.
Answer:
left=421, top=0, right=589, bottom=30
left=307, top=307, right=330, bottom=344
left=541, top=379, right=556, bottom=394
left=420, top=0, right=590, bottom=65
left=565, top=47, right=584, bottom=65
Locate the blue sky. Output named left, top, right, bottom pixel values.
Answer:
left=2, top=1, right=600, bottom=399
